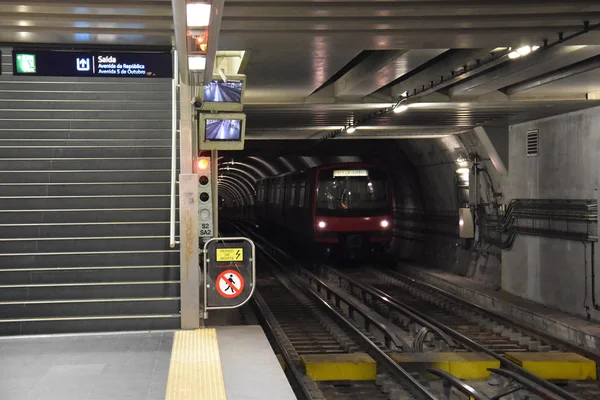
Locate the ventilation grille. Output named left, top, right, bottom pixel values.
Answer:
left=526, top=129, right=539, bottom=157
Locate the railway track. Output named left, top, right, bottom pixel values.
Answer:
left=225, top=223, right=439, bottom=400
left=320, top=264, right=600, bottom=400
left=226, top=219, right=600, bottom=399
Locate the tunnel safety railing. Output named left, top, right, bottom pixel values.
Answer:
left=170, top=50, right=180, bottom=248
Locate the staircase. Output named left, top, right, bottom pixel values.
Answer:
left=0, top=49, right=181, bottom=335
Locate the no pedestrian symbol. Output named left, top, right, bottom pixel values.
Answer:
left=216, top=270, right=244, bottom=299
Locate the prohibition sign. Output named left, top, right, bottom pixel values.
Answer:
left=216, top=270, right=245, bottom=299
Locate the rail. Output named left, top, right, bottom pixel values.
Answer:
left=233, top=223, right=438, bottom=400
left=323, top=266, right=457, bottom=351
left=427, top=369, right=490, bottom=400
left=250, top=291, right=316, bottom=400
left=487, top=368, right=567, bottom=400
left=367, top=268, right=582, bottom=400
left=169, top=49, right=179, bottom=248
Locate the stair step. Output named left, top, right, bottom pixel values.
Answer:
left=0, top=265, right=179, bottom=285
left=0, top=100, right=171, bottom=111
left=0, top=314, right=181, bottom=336
left=0, top=118, right=170, bottom=131
left=0, top=250, right=179, bottom=269
left=0, top=139, right=172, bottom=147
left=0, top=281, right=180, bottom=301
left=0, top=129, right=172, bottom=140
left=0, top=79, right=171, bottom=92
left=0, top=170, right=170, bottom=183
left=0, top=236, right=175, bottom=253
left=0, top=158, right=174, bottom=170
left=0, top=147, right=171, bottom=158
left=0, top=182, right=171, bottom=196
left=0, top=298, right=180, bottom=318
left=0, top=222, right=178, bottom=239
left=0, top=195, right=174, bottom=210
left=0, top=209, right=176, bottom=224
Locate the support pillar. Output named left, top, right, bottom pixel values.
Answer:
left=178, top=76, right=201, bottom=329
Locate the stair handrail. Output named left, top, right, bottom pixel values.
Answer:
left=170, top=49, right=180, bottom=248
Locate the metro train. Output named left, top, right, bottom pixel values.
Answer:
left=255, top=163, right=394, bottom=258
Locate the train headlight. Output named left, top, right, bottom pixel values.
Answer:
left=380, top=220, right=389, bottom=228
left=318, top=221, right=327, bottom=229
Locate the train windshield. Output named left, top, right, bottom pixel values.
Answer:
left=315, top=168, right=390, bottom=216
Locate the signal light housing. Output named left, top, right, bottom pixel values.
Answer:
left=198, top=156, right=213, bottom=239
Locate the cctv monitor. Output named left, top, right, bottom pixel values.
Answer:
left=198, top=112, right=246, bottom=151
left=196, top=74, right=246, bottom=112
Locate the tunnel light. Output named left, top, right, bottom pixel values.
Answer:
left=346, top=126, right=356, bottom=134
left=189, top=55, right=206, bottom=70
left=187, top=3, right=211, bottom=28
left=318, top=221, right=327, bottom=229
left=380, top=220, right=389, bottom=228
left=393, top=104, right=408, bottom=114
left=508, top=45, right=535, bottom=59
left=517, top=46, right=531, bottom=56
left=455, top=167, right=470, bottom=174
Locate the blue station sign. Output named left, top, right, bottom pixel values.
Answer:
left=12, top=49, right=172, bottom=78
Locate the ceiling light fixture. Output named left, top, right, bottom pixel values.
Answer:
left=346, top=126, right=356, bottom=134
left=517, top=46, right=531, bottom=56
left=187, top=2, right=211, bottom=28
left=188, top=55, right=206, bottom=70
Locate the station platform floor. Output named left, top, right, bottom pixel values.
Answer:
left=0, top=325, right=296, bottom=400
left=398, top=262, right=600, bottom=356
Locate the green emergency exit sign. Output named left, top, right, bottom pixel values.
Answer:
left=15, top=54, right=36, bottom=73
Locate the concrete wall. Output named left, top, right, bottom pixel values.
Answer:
left=393, top=132, right=503, bottom=287
left=502, top=105, right=600, bottom=319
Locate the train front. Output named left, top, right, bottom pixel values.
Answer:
left=313, top=165, right=393, bottom=259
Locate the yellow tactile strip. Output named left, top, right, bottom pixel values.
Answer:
left=166, top=329, right=227, bottom=400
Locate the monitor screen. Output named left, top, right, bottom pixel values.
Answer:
left=205, top=119, right=242, bottom=141
left=203, top=80, right=243, bottom=103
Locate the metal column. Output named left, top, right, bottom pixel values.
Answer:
left=211, top=149, right=219, bottom=237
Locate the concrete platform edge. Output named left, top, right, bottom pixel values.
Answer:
left=399, top=264, right=600, bottom=356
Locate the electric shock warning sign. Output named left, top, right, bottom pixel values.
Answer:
left=216, top=248, right=243, bottom=262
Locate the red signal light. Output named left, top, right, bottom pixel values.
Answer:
left=195, top=31, right=208, bottom=53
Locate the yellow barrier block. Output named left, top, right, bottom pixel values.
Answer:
left=301, top=353, right=376, bottom=381
left=390, top=352, right=500, bottom=380
left=166, top=329, right=227, bottom=400
left=505, top=352, right=597, bottom=381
